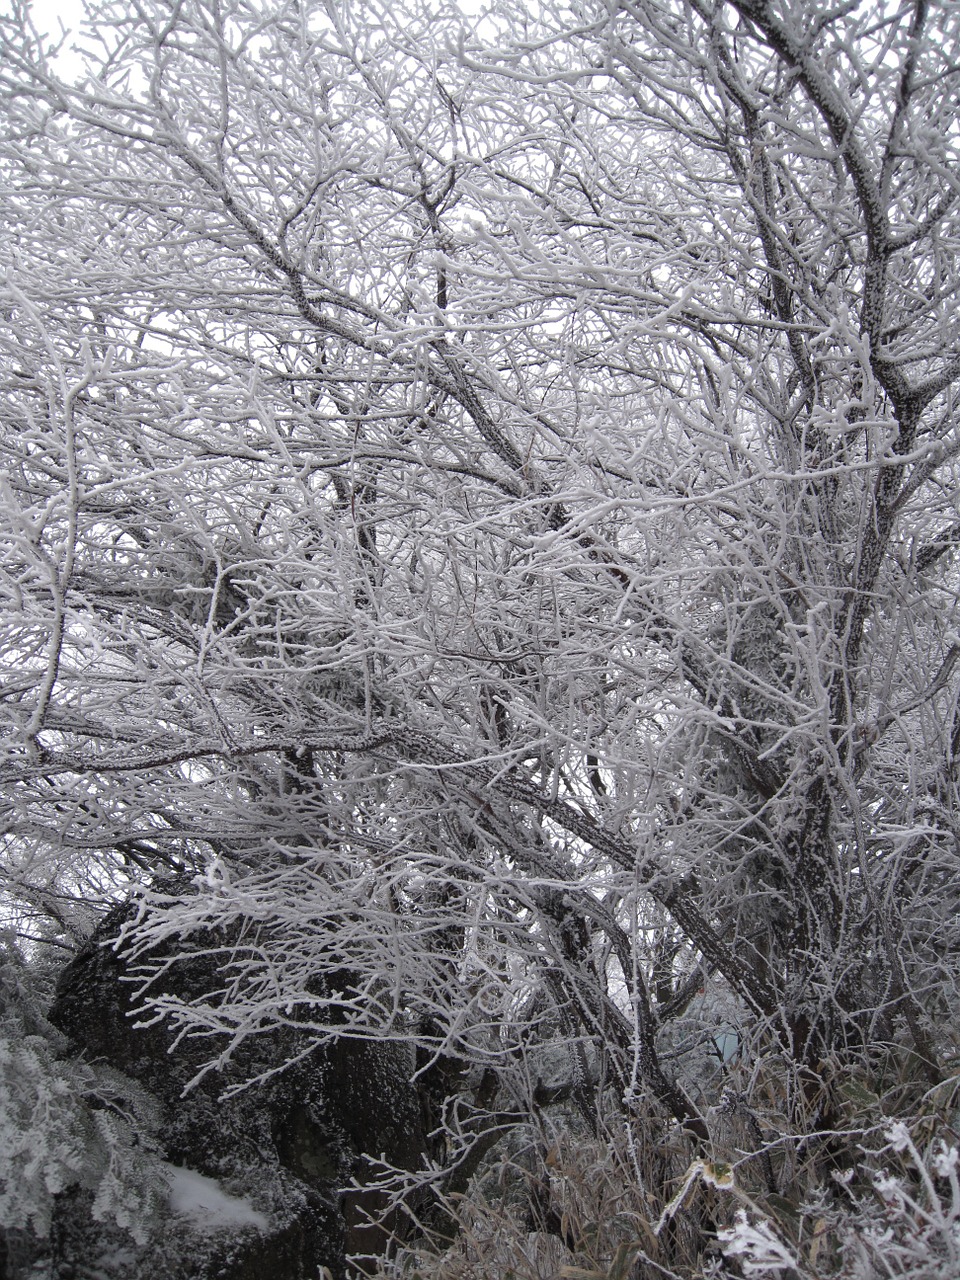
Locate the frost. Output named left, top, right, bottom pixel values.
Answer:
left=885, top=1123, right=913, bottom=1154
left=717, top=1211, right=799, bottom=1275
left=931, top=1143, right=960, bottom=1180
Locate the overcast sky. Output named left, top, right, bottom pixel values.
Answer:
left=24, top=0, right=90, bottom=79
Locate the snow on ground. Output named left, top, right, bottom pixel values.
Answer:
left=165, top=1165, right=270, bottom=1233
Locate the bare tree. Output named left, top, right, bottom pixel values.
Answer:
left=2, top=0, right=960, bottom=1269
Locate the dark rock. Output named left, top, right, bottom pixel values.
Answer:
left=44, top=896, right=430, bottom=1280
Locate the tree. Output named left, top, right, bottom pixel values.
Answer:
left=2, top=0, right=960, bottom=1272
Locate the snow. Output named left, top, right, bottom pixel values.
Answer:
left=165, top=1165, right=270, bottom=1234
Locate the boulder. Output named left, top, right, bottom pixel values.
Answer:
left=42, top=897, right=430, bottom=1280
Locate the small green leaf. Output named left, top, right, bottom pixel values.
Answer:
left=839, top=1078, right=880, bottom=1111
left=766, top=1193, right=801, bottom=1224
left=701, top=1161, right=735, bottom=1188
left=608, top=1242, right=641, bottom=1280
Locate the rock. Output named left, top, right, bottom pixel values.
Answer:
left=43, top=895, right=430, bottom=1280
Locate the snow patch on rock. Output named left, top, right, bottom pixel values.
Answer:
left=165, top=1165, right=270, bottom=1233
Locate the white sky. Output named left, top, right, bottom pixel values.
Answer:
left=21, top=0, right=493, bottom=83
left=20, top=0, right=91, bottom=79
